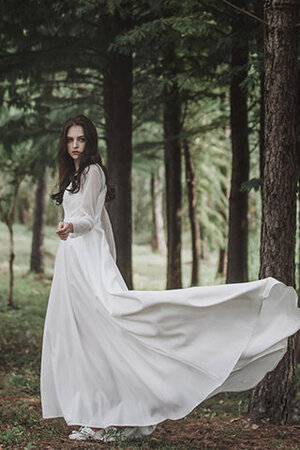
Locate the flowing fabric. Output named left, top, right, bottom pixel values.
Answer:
left=40, top=163, right=300, bottom=428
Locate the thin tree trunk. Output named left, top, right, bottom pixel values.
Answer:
left=226, top=1, right=249, bottom=283
left=249, top=0, right=298, bottom=424
left=259, top=73, right=265, bottom=182
left=255, top=0, right=265, bottom=185
left=30, top=165, right=47, bottom=273
left=163, top=81, right=182, bottom=289
left=217, top=145, right=229, bottom=278
left=297, top=71, right=300, bottom=364
left=18, top=201, right=26, bottom=224
left=8, top=223, right=14, bottom=308
left=183, top=138, right=201, bottom=286
left=296, top=69, right=300, bottom=294
left=217, top=249, right=226, bottom=276
left=217, top=103, right=230, bottom=278
left=298, top=190, right=300, bottom=304
left=103, top=48, right=133, bottom=289
left=0, top=180, right=21, bottom=308
left=200, top=224, right=207, bottom=260
left=151, top=171, right=166, bottom=254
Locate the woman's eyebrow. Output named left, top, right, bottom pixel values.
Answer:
left=66, top=135, right=85, bottom=138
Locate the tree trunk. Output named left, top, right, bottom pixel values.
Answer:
left=0, top=174, right=24, bottom=308
left=217, top=101, right=230, bottom=278
left=200, top=224, right=207, bottom=260
left=183, top=138, right=201, bottom=286
left=30, top=165, right=47, bottom=274
left=7, top=223, right=14, bottom=308
left=259, top=73, right=265, bottom=183
left=151, top=171, right=167, bottom=254
left=3, top=181, right=21, bottom=308
left=103, top=49, right=133, bottom=289
left=163, top=81, right=182, bottom=289
left=249, top=0, right=298, bottom=424
left=296, top=69, right=300, bottom=294
left=297, top=71, right=300, bottom=364
left=217, top=248, right=227, bottom=277
left=226, top=1, right=250, bottom=283
left=254, top=0, right=265, bottom=185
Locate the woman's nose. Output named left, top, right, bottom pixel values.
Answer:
left=72, top=139, right=79, bottom=148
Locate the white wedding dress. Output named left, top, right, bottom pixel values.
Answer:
left=40, top=163, right=300, bottom=429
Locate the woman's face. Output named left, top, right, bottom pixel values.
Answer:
left=66, top=125, right=87, bottom=166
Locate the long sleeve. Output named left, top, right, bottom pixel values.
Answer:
left=68, top=164, right=106, bottom=239
left=101, top=206, right=117, bottom=261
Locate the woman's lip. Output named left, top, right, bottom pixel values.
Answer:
left=72, top=151, right=80, bottom=155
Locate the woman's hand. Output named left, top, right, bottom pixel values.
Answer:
left=56, top=221, right=74, bottom=240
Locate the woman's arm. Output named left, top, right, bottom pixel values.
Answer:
left=56, top=221, right=73, bottom=240
left=68, top=164, right=106, bottom=238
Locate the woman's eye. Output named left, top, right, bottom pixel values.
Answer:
left=79, top=137, right=86, bottom=142
left=66, top=138, right=73, bottom=143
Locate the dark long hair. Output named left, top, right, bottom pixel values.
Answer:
left=51, top=114, right=114, bottom=205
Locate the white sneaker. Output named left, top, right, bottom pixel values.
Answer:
left=68, top=426, right=105, bottom=441
left=102, top=424, right=157, bottom=442
left=93, top=428, right=106, bottom=440
left=69, top=424, right=156, bottom=442
left=128, top=424, right=157, bottom=438
left=102, top=426, right=125, bottom=442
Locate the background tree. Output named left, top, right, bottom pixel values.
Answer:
left=249, top=0, right=298, bottom=424
left=0, top=126, right=36, bottom=307
left=226, top=0, right=250, bottom=283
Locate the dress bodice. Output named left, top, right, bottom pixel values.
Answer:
left=63, top=164, right=107, bottom=222
left=61, top=163, right=116, bottom=260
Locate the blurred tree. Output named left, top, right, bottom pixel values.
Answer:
left=102, top=8, right=134, bottom=288
left=150, top=170, right=167, bottom=255
left=30, top=161, right=47, bottom=274
left=226, top=0, right=250, bottom=283
left=0, top=116, right=36, bottom=306
left=183, top=136, right=201, bottom=286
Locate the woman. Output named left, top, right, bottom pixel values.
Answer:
left=40, top=114, right=300, bottom=443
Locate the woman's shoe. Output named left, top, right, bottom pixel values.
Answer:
left=102, top=426, right=126, bottom=442
left=102, top=424, right=157, bottom=442
left=68, top=426, right=105, bottom=440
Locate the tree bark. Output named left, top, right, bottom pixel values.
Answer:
left=0, top=179, right=21, bottom=308
left=296, top=69, right=300, bottom=294
left=226, top=1, right=250, bottom=283
left=103, top=48, right=133, bottom=289
left=297, top=71, right=300, bottom=365
left=183, top=138, right=201, bottom=286
left=30, top=165, right=47, bottom=274
left=254, top=0, right=265, bottom=184
left=217, top=248, right=227, bottom=277
left=259, top=74, right=265, bottom=183
left=8, top=223, right=15, bottom=308
left=249, top=0, right=298, bottom=424
left=163, top=81, right=182, bottom=289
left=217, top=100, right=230, bottom=278
left=150, top=171, right=167, bottom=254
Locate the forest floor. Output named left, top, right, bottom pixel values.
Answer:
left=0, top=224, right=300, bottom=449
left=1, top=386, right=300, bottom=449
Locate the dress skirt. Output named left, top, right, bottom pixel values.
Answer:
left=40, top=163, right=300, bottom=428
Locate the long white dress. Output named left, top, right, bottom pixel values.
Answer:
left=40, top=163, right=300, bottom=429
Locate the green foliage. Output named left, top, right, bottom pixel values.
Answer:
left=0, top=0, right=263, bottom=262
left=0, top=425, right=29, bottom=446
left=241, top=178, right=262, bottom=193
